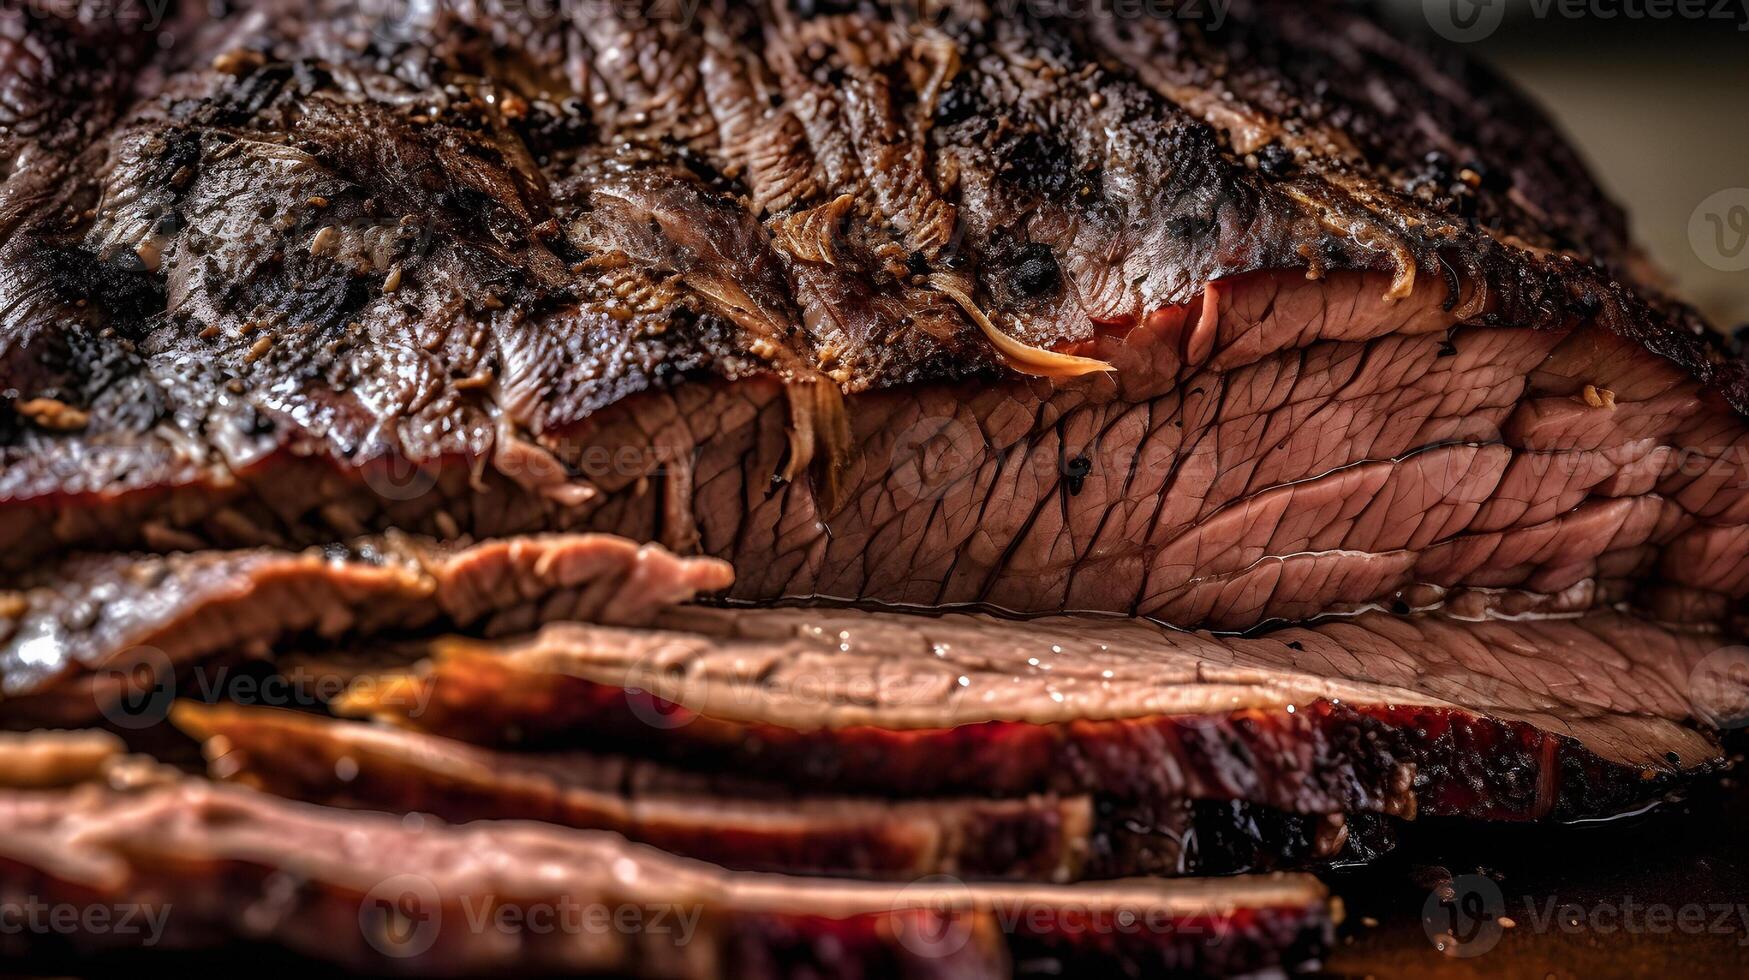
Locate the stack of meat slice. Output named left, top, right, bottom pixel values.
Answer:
left=3, top=0, right=1747, bottom=976
left=1, top=733, right=1331, bottom=976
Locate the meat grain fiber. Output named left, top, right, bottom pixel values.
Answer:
left=2, top=1, right=1748, bottom=642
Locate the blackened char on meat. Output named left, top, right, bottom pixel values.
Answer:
left=0, top=777, right=1333, bottom=977
left=0, top=1, right=1746, bottom=641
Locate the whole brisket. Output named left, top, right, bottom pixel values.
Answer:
left=1, top=1, right=1746, bottom=977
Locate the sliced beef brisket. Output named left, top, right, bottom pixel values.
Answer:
left=174, top=702, right=1390, bottom=879
left=0, top=777, right=1332, bottom=977
left=19, top=528, right=1724, bottom=829
left=333, top=605, right=1730, bottom=822
left=0, top=533, right=728, bottom=725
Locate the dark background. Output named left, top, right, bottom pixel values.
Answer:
left=1381, top=0, right=1749, bottom=330
left=1320, top=766, right=1749, bottom=978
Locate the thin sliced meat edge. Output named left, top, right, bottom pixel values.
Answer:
left=0, top=729, right=125, bottom=788
left=331, top=605, right=1739, bottom=822
left=0, top=534, right=731, bottom=726
left=0, top=777, right=1332, bottom=978
left=173, top=702, right=1391, bottom=880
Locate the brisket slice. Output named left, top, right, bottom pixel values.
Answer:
left=0, top=534, right=728, bottom=725
left=334, top=605, right=1734, bottom=822
left=0, top=729, right=124, bottom=788
left=2, top=4, right=1747, bottom=636
left=0, top=778, right=1332, bottom=978
left=174, top=702, right=1390, bottom=879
